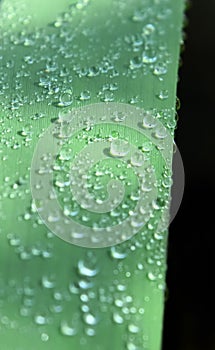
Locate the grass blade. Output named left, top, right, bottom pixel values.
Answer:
left=0, top=1, right=185, bottom=349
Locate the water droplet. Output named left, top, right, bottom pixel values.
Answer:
left=128, top=324, right=139, bottom=334
left=110, top=139, right=130, bottom=157
left=132, top=10, right=145, bottom=22
left=129, top=96, right=139, bottom=104
left=54, top=19, right=63, bottom=28
left=69, top=283, right=79, bottom=294
left=142, top=23, right=155, bottom=36
left=142, top=48, right=157, bottom=64
left=60, top=321, right=77, bottom=336
left=113, top=312, right=124, bottom=324
left=141, top=141, right=153, bottom=152
left=129, top=56, right=142, bottom=70
left=57, top=90, right=73, bottom=107
left=110, top=246, right=127, bottom=260
left=130, top=150, right=146, bottom=167
left=50, top=304, right=63, bottom=314
left=41, top=275, right=56, bottom=289
left=83, top=313, right=97, bottom=326
left=157, top=89, right=169, bottom=100
left=137, top=263, right=144, bottom=270
left=153, top=63, right=167, bottom=76
left=116, top=284, right=126, bottom=292
left=7, top=233, right=20, bottom=247
left=41, top=333, right=49, bottom=342
left=101, top=91, right=114, bottom=102
left=127, top=342, right=138, bottom=350
left=79, top=90, right=91, bottom=101
left=77, top=259, right=98, bottom=277
left=76, top=0, right=90, bottom=10
left=154, top=126, right=167, bottom=139
left=148, top=272, right=156, bottom=281
left=79, top=280, right=94, bottom=290
left=112, top=111, right=126, bottom=122
left=45, top=60, right=58, bottom=73
left=34, top=314, right=48, bottom=325
left=85, top=327, right=96, bottom=336
left=142, top=114, right=157, bottom=129
left=87, top=66, right=100, bottom=77
left=114, top=299, right=123, bottom=307
left=81, top=304, right=90, bottom=313
left=162, top=176, right=173, bottom=188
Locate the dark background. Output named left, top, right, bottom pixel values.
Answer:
left=162, top=1, right=215, bottom=349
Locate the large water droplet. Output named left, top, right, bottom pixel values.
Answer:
left=110, top=139, right=130, bottom=157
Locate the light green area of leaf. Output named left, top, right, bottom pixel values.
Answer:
left=0, top=0, right=185, bottom=349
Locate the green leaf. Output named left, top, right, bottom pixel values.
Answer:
left=0, top=0, right=185, bottom=349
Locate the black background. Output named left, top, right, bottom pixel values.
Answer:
left=162, top=1, right=215, bottom=349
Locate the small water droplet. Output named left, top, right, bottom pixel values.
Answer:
left=41, top=275, right=56, bottom=289
left=83, top=313, right=97, bottom=326
left=128, top=324, right=139, bottom=334
left=148, top=272, right=156, bottom=281
left=142, top=48, right=157, bottom=64
left=77, top=258, right=98, bottom=277
left=130, top=150, right=146, bottom=167
left=142, top=114, right=157, bottom=129
left=110, top=246, right=127, bottom=260
left=34, top=314, right=48, bottom=325
left=129, top=56, right=142, bottom=70
left=60, top=321, right=77, bottom=336
left=113, top=312, right=124, bottom=324
left=143, top=24, right=155, bottom=36
left=157, top=89, right=169, bottom=100
left=154, top=126, right=167, bottom=139
left=79, top=90, right=91, bottom=101
left=57, top=90, right=73, bottom=107
left=153, top=63, right=167, bottom=76
left=41, top=333, right=49, bottom=342
left=85, top=327, right=96, bottom=336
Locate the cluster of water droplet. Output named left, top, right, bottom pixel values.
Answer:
left=0, top=0, right=177, bottom=347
